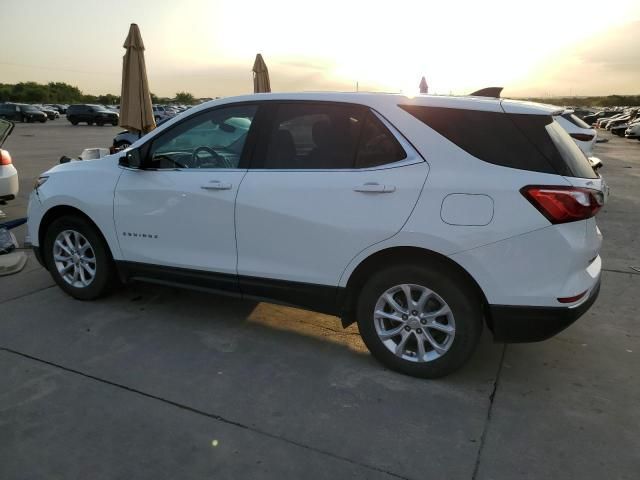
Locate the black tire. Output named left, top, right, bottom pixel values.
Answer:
left=70, top=120, right=78, bottom=126
left=114, top=140, right=131, bottom=150
left=356, top=263, right=483, bottom=378
left=40, top=118, right=46, bottom=123
left=111, top=120, right=118, bottom=126
left=96, top=121, right=104, bottom=126
left=43, top=215, right=115, bottom=300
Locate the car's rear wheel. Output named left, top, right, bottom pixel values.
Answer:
left=111, top=120, right=118, bottom=126
left=43, top=215, right=115, bottom=300
left=114, top=140, right=131, bottom=150
left=356, top=263, right=483, bottom=378
left=70, top=119, right=78, bottom=125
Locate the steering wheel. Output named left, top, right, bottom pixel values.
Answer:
left=192, top=146, right=231, bottom=168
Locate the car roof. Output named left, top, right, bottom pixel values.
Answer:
left=189, top=92, right=561, bottom=116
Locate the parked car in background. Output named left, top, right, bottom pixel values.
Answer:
left=112, top=117, right=170, bottom=149
left=0, top=119, right=18, bottom=205
left=624, top=120, right=640, bottom=140
left=0, top=103, right=47, bottom=123
left=555, top=110, right=597, bottom=156
left=599, top=109, right=637, bottom=130
left=587, top=110, right=620, bottom=127
left=570, top=108, right=596, bottom=120
left=28, top=92, right=604, bottom=378
left=66, top=104, right=119, bottom=126
left=152, top=105, right=177, bottom=122
left=34, top=105, right=60, bottom=120
left=610, top=111, right=638, bottom=136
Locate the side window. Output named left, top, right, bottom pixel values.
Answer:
left=399, top=105, right=559, bottom=175
left=263, top=103, right=364, bottom=169
left=355, top=113, right=406, bottom=168
left=148, top=105, right=257, bottom=169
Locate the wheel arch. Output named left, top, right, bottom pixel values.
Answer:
left=339, top=246, right=491, bottom=329
left=37, top=205, right=114, bottom=269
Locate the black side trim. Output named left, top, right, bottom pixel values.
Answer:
left=240, top=275, right=340, bottom=316
left=489, top=280, right=600, bottom=343
left=116, top=261, right=240, bottom=295
left=115, top=261, right=343, bottom=316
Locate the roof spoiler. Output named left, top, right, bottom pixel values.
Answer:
left=469, top=87, right=503, bottom=98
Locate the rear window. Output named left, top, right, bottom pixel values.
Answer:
left=562, top=113, right=591, bottom=129
left=399, top=105, right=597, bottom=178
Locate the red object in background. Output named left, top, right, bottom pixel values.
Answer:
left=0, top=149, right=12, bottom=165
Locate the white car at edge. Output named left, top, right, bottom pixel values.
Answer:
left=27, top=92, right=604, bottom=378
left=0, top=119, right=18, bottom=205
left=556, top=109, right=597, bottom=156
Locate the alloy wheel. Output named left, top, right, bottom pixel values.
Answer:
left=52, top=230, right=97, bottom=288
left=373, top=284, right=456, bottom=362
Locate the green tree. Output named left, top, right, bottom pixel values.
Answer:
left=174, top=91, right=195, bottom=105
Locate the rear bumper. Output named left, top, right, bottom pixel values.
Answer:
left=489, top=279, right=601, bottom=342
left=0, top=164, right=19, bottom=200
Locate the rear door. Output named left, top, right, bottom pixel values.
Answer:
left=235, top=101, right=429, bottom=289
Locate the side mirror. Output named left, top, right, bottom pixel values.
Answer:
left=119, top=148, right=143, bottom=169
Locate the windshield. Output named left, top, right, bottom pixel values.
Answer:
left=546, top=120, right=598, bottom=179
left=23, top=105, right=41, bottom=113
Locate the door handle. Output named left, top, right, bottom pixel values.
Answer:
left=353, top=183, right=396, bottom=193
left=201, top=181, right=232, bottom=191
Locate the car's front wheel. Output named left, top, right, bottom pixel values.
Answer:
left=43, top=215, right=115, bottom=300
left=356, top=263, right=483, bottom=378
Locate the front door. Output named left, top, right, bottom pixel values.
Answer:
left=114, top=104, right=259, bottom=280
left=235, top=102, right=429, bottom=289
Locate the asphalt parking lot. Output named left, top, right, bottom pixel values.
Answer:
left=1, top=120, right=639, bottom=479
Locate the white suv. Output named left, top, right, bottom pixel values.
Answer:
left=555, top=110, right=597, bottom=156
left=27, top=93, right=604, bottom=378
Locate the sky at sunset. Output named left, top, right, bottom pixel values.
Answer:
left=2, top=0, right=639, bottom=98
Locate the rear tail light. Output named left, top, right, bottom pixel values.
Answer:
left=0, top=149, right=12, bottom=165
left=521, top=185, right=603, bottom=224
left=569, top=133, right=595, bottom=142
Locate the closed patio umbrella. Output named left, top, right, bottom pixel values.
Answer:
left=252, top=53, right=271, bottom=93
left=120, top=23, right=155, bottom=134
left=419, top=76, right=428, bottom=94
